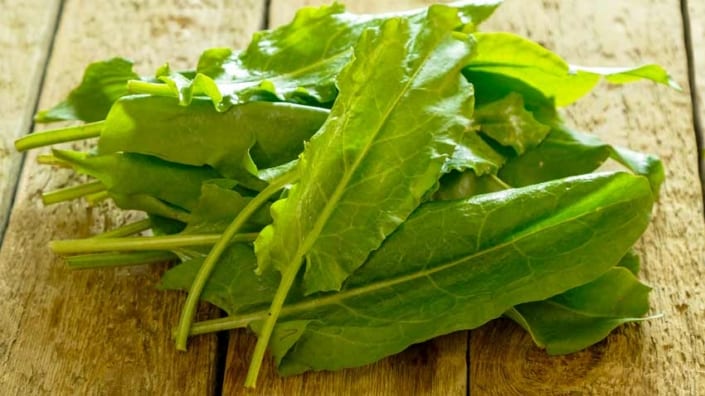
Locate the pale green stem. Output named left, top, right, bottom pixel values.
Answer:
left=86, top=191, right=110, bottom=205
left=245, top=263, right=299, bottom=387
left=489, top=174, right=512, bottom=189
left=67, top=251, right=178, bottom=269
left=173, top=170, right=299, bottom=352
left=42, top=181, right=106, bottom=205
left=15, top=121, right=104, bottom=151
left=92, top=218, right=152, bottom=239
left=187, top=313, right=258, bottom=336
left=50, top=233, right=257, bottom=254
left=37, top=154, right=71, bottom=168
left=127, top=80, right=176, bottom=97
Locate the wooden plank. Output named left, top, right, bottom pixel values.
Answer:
left=269, top=0, right=443, bottom=23
left=0, top=0, right=263, bottom=394
left=472, top=1, right=705, bottom=394
left=222, top=1, right=468, bottom=394
left=0, top=0, right=60, bottom=236
left=225, top=330, right=466, bottom=395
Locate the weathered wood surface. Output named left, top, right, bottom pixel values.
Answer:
left=0, top=0, right=263, bottom=394
left=0, top=1, right=61, bottom=238
left=224, top=330, right=467, bottom=395
left=1, top=0, right=704, bottom=395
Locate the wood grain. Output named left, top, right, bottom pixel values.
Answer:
left=0, top=0, right=60, bottom=237
left=224, top=330, right=466, bottom=395
left=0, top=0, right=263, bottom=394
left=3, top=1, right=703, bottom=395
left=269, top=0, right=444, bottom=24
left=473, top=1, right=705, bottom=394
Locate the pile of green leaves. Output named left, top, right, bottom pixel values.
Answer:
left=16, top=1, right=675, bottom=387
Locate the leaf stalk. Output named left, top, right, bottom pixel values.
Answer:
left=42, top=181, right=106, bottom=205
left=50, top=233, right=257, bottom=254
left=173, top=170, right=299, bottom=352
left=15, top=121, right=104, bottom=151
left=127, top=80, right=176, bottom=97
left=92, top=218, right=152, bottom=239
left=67, top=251, right=178, bottom=269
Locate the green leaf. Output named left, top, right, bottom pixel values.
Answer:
left=138, top=1, right=501, bottom=109
left=156, top=64, right=227, bottom=110
left=184, top=180, right=271, bottom=234
left=149, top=214, right=186, bottom=235
left=467, top=33, right=678, bottom=107
left=499, top=126, right=665, bottom=196
left=617, top=250, right=640, bottom=275
left=256, top=7, right=476, bottom=295
left=466, top=33, right=598, bottom=106
left=243, top=11, right=478, bottom=383
left=465, top=70, right=557, bottom=119
left=434, top=171, right=507, bottom=200
left=609, top=145, right=665, bottom=198
left=52, top=149, right=219, bottom=212
left=269, top=172, right=653, bottom=374
left=444, top=88, right=563, bottom=177
left=195, top=48, right=236, bottom=79
left=111, top=194, right=190, bottom=222
left=473, top=92, right=551, bottom=154
left=499, top=127, right=607, bottom=186
left=232, top=1, right=500, bottom=105
left=453, top=0, right=504, bottom=27
left=36, top=58, right=140, bottom=123
left=506, top=265, right=651, bottom=355
left=97, top=96, right=328, bottom=187
left=159, top=244, right=279, bottom=314
left=464, top=63, right=664, bottom=196
left=185, top=172, right=652, bottom=374
left=570, top=64, right=681, bottom=90
left=443, top=130, right=506, bottom=175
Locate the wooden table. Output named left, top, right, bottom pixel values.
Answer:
left=1, top=1, right=703, bottom=394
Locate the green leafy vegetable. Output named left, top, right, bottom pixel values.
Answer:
left=184, top=180, right=271, bottom=234
left=473, top=92, right=551, bottom=155
left=98, top=96, right=328, bottom=185
left=127, top=1, right=502, bottom=109
left=466, top=32, right=677, bottom=106
left=164, top=172, right=653, bottom=373
left=442, top=130, right=506, bottom=175
left=52, top=150, right=219, bottom=213
left=36, top=58, right=140, bottom=122
left=159, top=243, right=279, bottom=315
left=249, top=8, right=477, bottom=384
left=506, top=265, right=652, bottom=355
left=256, top=6, right=476, bottom=293
left=499, top=126, right=665, bottom=196
left=13, top=0, right=672, bottom=388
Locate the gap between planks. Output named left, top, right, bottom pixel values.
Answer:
left=680, top=0, right=705, bottom=215
left=0, top=1, right=64, bottom=247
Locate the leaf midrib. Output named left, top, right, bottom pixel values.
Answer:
left=466, top=62, right=569, bottom=78
left=289, top=24, right=457, bottom=285
left=539, top=299, right=644, bottom=319
left=239, top=188, right=645, bottom=323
